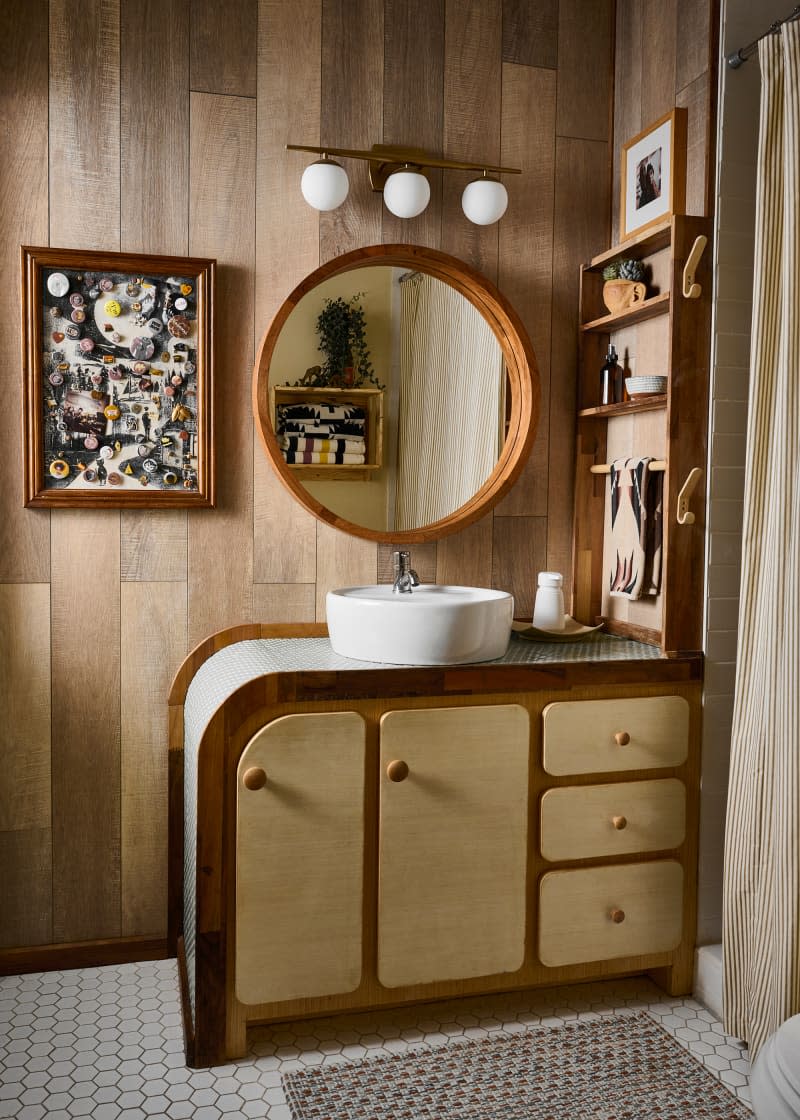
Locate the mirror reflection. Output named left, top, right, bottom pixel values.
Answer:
left=268, top=265, right=507, bottom=533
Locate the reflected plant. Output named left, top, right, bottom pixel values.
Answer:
left=311, top=293, right=383, bottom=389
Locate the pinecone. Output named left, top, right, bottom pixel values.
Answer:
left=618, top=258, right=645, bottom=281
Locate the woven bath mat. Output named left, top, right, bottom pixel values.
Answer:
left=281, top=1010, right=750, bottom=1119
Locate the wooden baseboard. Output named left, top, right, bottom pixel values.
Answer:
left=0, top=936, right=169, bottom=976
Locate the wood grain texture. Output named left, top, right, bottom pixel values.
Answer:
left=436, top=513, right=493, bottom=587
left=315, top=522, right=377, bottom=620
left=442, top=0, right=502, bottom=277
left=550, top=138, right=611, bottom=591
left=0, top=585, right=51, bottom=832
left=640, top=0, right=678, bottom=130
left=492, top=515, right=547, bottom=621
left=51, top=511, right=121, bottom=942
left=377, top=542, right=438, bottom=586
left=0, top=829, right=52, bottom=949
left=49, top=0, right=120, bottom=249
left=319, top=0, right=384, bottom=260
left=382, top=0, right=444, bottom=247
left=121, top=583, right=186, bottom=937
left=0, top=4, right=50, bottom=582
left=496, top=63, right=555, bottom=518
left=676, top=0, right=712, bottom=94
left=252, top=583, right=316, bottom=622
left=556, top=0, right=614, bottom=141
left=502, top=0, right=558, bottom=68
left=120, top=513, right=188, bottom=581
left=612, top=0, right=643, bottom=244
left=678, top=74, right=712, bottom=217
left=253, top=0, right=320, bottom=584
left=190, top=0, right=257, bottom=97
left=188, top=93, right=256, bottom=647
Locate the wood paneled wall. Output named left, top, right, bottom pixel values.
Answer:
left=0, top=0, right=709, bottom=955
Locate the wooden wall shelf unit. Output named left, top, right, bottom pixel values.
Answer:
left=572, top=215, right=712, bottom=654
left=269, top=385, right=384, bottom=482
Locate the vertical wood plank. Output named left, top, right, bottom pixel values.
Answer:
left=121, top=583, right=186, bottom=937
left=442, top=0, right=502, bottom=277
left=550, top=137, right=610, bottom=593
left=612, top=0, right=642, bottom=242
left=678, top=73, right=712, bottom=217
left=640, top=0, right=678, bottom=128
left=436, top=515, right=493, bottom=588
left=49, top=0, right=120, bottom=249
left=315, top=523, right=377, bottom=621
left=253, top=0, right=320, bottom=583
left=188, top=92, right=256, bottom=647
left=676, top=0, right=712, bottom=93
left=51, top=511, right=121, bottom=942
left=0, top=830, right=52, bottom=949
left=382, top=0, right=444, bottom=248
left=502, top=0, right=558, bottom=68
left=492, top=515, right=548, bottom=620
left=49, top=0, right=123, bottom=944
left=252, top=583, right=316, bottom=622
left=0, top=5, right=50, bottom=582
left=496, top=63, right=556, bottom=520
left=0, top=586, right=51, bottom=832
left=120, top=0, right=190, bottom=581
left=556, top=0, right=614, bottom=141
left=190, top=0, right=258, bottom=97
left=319, top=0, right=384, bottom=259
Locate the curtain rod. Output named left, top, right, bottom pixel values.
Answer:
left=726, top=4, right=800, bottom=67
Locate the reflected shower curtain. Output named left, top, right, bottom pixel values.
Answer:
left=394, top=272, right=504, bottom=530
left=723, top=22, right=800, bottom=1055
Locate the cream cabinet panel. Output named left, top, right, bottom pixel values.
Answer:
left=539, top=860, right=683, bottom=967
left=235, top=712, right=365, bottom=1005
left=378, top=704, right=529, bottom=988
left=542, top=695, right=689, bottom=775
left=540, top=778, right=686, bottom=861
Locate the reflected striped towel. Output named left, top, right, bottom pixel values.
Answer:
left=279, top=435, right=366, bottom=454
left=283, top=450, right=366, bottom=465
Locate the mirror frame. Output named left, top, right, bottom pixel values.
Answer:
left=252, top=244, right=540, bottom=543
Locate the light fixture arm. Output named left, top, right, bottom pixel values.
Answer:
left=287, top=142, right=521, bottom=191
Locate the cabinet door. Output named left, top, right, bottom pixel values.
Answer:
left=378, top=704, right=529, bottom=989
left=235, top=712, right=365, bottom=1006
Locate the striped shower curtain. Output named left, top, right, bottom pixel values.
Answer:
left=394, top=272, right=504, bottom=530
left=722, top=22, right=800, bottom=1056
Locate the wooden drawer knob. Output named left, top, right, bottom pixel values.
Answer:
left=614, top=730, right=631, bottom=746
left=243, top=767, right=267, bottom=790
left=386, top=759, right=409, bottom=783
left=612, top=815, right=628, bottom=830
left=609, top=908, right=626, bottom=924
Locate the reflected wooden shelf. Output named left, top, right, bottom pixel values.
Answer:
left=580, top=292, right=670, bottom=333
left=578, top=394, right=667, bottom=418
left=269, top=385, right=384, bottom=480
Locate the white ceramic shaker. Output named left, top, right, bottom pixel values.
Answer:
left=532, top=571, right=565, bottom=631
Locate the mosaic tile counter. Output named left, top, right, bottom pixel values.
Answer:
left=173, top=629, right=702, bottom=1068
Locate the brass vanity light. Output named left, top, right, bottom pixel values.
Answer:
left=287, top=143, right=521, bottom=224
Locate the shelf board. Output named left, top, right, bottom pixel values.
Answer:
left=587, top=218, right=673, bottom=270
left=581, top=292, right=670, bottom=332
left=578, top=394, right=666, bottom=419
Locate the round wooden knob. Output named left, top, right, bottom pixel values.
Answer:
left=612, top=815, right=628, bottom=830
left=609, top=908, right=626, bottom=924
left=243, top=767, right=267, bottom=790
left=614, top=730, right=631, bottom=746
left=386, top=759, right=409, bottom=783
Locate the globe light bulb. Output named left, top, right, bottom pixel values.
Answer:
left=300, top=159, right=349, bottom=211
left=461, top=176, right=508, bottom=225
left=383, top=168, right=431, bottom=219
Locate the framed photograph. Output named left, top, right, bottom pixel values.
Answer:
left=21, top=246, right=215, bottom=507
left=620, top=108, right=687, bottom=241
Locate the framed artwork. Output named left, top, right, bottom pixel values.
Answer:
left=620, top=108, right=687, bottom=241
left=21, top=246, right=215, bottom=507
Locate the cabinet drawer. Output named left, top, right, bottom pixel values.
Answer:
left=542, top=696, right=689, bottom=775
left=540, top=778, right=685, bottom=861
left=538, top=860, right=683, bottom=967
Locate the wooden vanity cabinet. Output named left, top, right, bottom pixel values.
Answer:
left=169, top=626, right=702, bottom=1067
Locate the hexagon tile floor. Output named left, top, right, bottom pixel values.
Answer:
left=0, top=959, right=751, bottom=1119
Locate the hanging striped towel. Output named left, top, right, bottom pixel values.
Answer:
left=608, top=457, right=663, bottom=599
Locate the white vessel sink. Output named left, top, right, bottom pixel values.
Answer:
left=326, top=584, right=514, bottom=666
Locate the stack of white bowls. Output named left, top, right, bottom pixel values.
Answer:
left=625, top=375, right=667, bottom=397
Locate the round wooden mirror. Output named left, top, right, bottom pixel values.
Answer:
left=252, top=244, right=540, bottom=543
